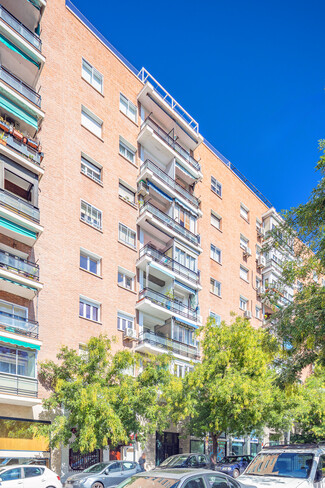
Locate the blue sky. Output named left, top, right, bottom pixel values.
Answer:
left=71, top=0, right=325, bottom=211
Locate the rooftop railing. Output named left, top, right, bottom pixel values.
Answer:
left=138, top=288, right=197, bottom=321
left=0, top=5, right=42, bottom=51
left=141, top=117, right=201, bottom=172
left=0, top=249, right=39, bottom=280
left=139, top=244, right=200, bottom=285
left=0, top=310, right=38, bottom=338
left=0, top=371, right=38, bottom=397
left=0, top=188, right=40, bottom=222
left=139, top=202, right=200, bottom=246
left=138, top=328, right=200, bottom=360
left=0, top=65, right=41, bottom=106
left=140, top=159, right=200, bottom=208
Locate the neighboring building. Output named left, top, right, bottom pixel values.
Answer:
left=0, top=0, right=291, bottom=475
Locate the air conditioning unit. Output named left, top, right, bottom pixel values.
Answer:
left=124, top=328, right=137, bottom=340
left=244, top=247, right=252, bottom=257
left=244, top=310, right=252, bottom=319
left=137, top=181, right=149, bottom=197
left=257, top=256, right=266, bottom=268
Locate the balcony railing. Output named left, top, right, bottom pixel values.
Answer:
left=140, top=159, right=200, bottom=208
left=0, top=65, right=41, bottom=107
left=139, top=202, right=200, bottom=246
left=0, top=371, right=38, bottom=397
left=0, top=249, right=39, bottom=280
left=138, top=288, right=198, bottom=321
left=0, top=310, right=38, bottom=338
left=0, top=4, right=42, bottom=51
left=139, top=244, right=200, bottom=285
left=141, top=117, right=201, bottom=172
left=0, top=188, right=40, bottom=222
left=5, top=131, right=42, bottom=165
left=138, top=328, right=200, bottom=360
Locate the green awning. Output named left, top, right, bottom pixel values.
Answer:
left=0, top=216, right=37, bottom=240
left=0, top=334, right=40, bottom=350
left=0, top=34, right=40, bottom=68
left=0, top=276, right=38, bottom=292
left=0, top=93, right=38, bottom=129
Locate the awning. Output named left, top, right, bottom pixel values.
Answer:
left=174, top=198, right=198, bottom=216
left=176, top=161, right=196, bottom=178
left=0, top=217, right=36, bottom=239
left=173, top=316, right=199, bottom=329
left=0, top=334, right=40, bottom=350
left=0, top=93, right=38, bottom=129
left=0, top=34, right=40, bottom=68
left=147, top=181, right=173, bottom=202
left=149, top=261, right=174, bottom=278
left=175, top=280, right=196, bottom=294
left=0, top=276, right=38, bottom=292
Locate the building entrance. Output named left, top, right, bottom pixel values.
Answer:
left=156, top=432, right=179, bottom=466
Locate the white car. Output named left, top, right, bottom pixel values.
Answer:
left=239, top=443, right=325, bottom=488
left=0, top=464, right=62, bottom=487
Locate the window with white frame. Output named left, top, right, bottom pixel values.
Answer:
left=117, top=311, right=134, bottom=331
left=174, top=362, right=191, bottom=378
left=255, top=306, right=261, bottom=319
left=82, top=59, right=103, bottom=93
left=118, top=267, right=135, bottom=291
left=210, top=278, right=221, bottom=297
left=240, top=204, right=249, bottom=221
left=210, top=312, right=221, bottom=326
left=256, top=277, right=261, bottom=289
left=80, top=249, right=101, bottom=275
left=119, top=137, right=136, bottom=164
left=256, top=244, right=262, bottom=259
left=81, top=200, right=102, bottom=230
left=0, top=300, right=28, bottom=323
left=79, top=296, right=100, bottom=322
left=118, top=223, right=136, bottom=249
left=239, top=296, right=248, bottom=311
left=240, top=265, right=249, bottom=281
left=81, top=154, right=102, bottom=183
left=174, top=247, right=196, bottom=271
left=240, top=234, right=249, bottom=250
left=81, top=106, right=103, bottom=138
left=119, top=93, right=137, bottom=123
left=211, top=176, right=222, bottom=197
left=172, top=323, right=195, bottom=346
left=174, top=205, right=196, bottom=234
left=256, top=218, right=262, bottom=232
left=0, top=345, right=36, bottom=377
left=211, top=211, right=222, bottom=230
left=119, top=181, right=136, bottom=204
left=210, top=244, right=221, bottom=264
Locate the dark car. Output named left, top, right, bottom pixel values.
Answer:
left=159, top=454, right=210, bottom=469
left=214, top=456, right=254, bottom=478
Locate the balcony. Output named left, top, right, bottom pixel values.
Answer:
left=0, top=65, right=41, bottom=107
left=139, top=117, right=201, bottom=173
left=139, top=159, right=200, bottom=209
left=0, top=5, right=42, bottom=51
left=0, top=249, right=39, bottom=279
left=138, top=244, right=200, bottom=286
left=0, top=310, right=38, bottom=338
left=0, top=249, right=42, bottom=298
left=0, top=188, right=40, bottom=223
left=138, top=202, right=200, bottom=248
left=136, top=328, right=200, bottom=360
left=1, top=0, right=46, bottom=34
left=136, top=288, right=198, bottom=322
left=0, top=371, right=38, bottom=398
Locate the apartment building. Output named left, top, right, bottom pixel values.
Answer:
left=0, top=0, right=291, bottom=474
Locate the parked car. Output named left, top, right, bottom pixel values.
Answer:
left=159, top=453, right=210, bottom=469
left=64, top=461, right=140, bottom=488
left=214, top=456, right=254, bottom=478
left=239, top=443, right=325, bottom=488
left=0, top=464, right=62, bottom=487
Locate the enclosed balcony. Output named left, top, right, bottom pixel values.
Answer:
left=1, top=0, right=46, bottom=34
left=139, top=159, right=200, bottom=210
left=0, top=188, right=39, bottom=222
left=0, top=5, right=41, bottom=51
left=0, top=372, right=38, bottom=400
left=137, top=202, right=200, bottom=250
left=135, top=328, right=200, bottom=361
left=0, top=65, right=41, bottom=107
left=136, top=288, right=198, bottom=323
left=0, top=310, right=38, bottom=338
left=0, top=249, right=42, bottom=298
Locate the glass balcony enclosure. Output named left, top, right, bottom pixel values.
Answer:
left=0, top=4, right=42, bottom=51
left=138, top=288, right=197, bottom=321
left=0, top=188, right=40, bottom=222
left=0, top=65, right=41, bottom=106
left=0, top=248, right=39, bottom=279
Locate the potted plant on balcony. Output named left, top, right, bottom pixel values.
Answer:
left=0, top=118, right=9, bottom=133
left=0, top=132, right=7, bottom=146
left=27, top=138, right=39, bottom=150
left=165, top=289, right=175, bottom=310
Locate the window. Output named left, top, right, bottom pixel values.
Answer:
left=81, top=200, right=102, bottom=230
left=81, top=154, right=102, bottom=183
left=322, top=279, right=325, bottom=287
left=81, top=106, right=103, bottom=138
left=240, top=265, right=249, bottom=281
left=79, top=297, right=100, bottom=322
left=211, top=176, right=222, bottom=197
left=0, top=346, right=36, bottom=377
left=0, top=468, right=22, bottom=481
left=119, top=137, right=136, bottom=164
left=120, top=93, right=137, bottom=123
left=210, top=244, right=221, bottom=264
left=210, top=312, right=221, bottom=326
left=82, top=59, right=103, bottom=93
left=211, top=211, right=222, bottom=230
left=174, top=247, right=196, bottom=271
left=118, top=223, right=136, bottom=249
left=174, top=205, right=196, bottom=233
left=174, top=363, right=191, bottom=378
left=256, top=277, right=261, bottom=289
left=255, top=306, right=261, bottom=319
left=256, top=245, right=262, bottom=259
left=239, top=296, right=248, bottom=311
left=183, top=477, right=205, bottom=488
left=119, top=181, right=136, bottom=204
left=78, top=344, right=88, bottom=358
left=240, top=234, right=249, bottom=249
left=24, top=467, right=44, bottom=478
left=0, top=300, right=28, bottom=325
left=172, top=323, right=195, bottom=346
left=118, top=267, right=135, bottom=291
left=210, top=278, right=221, bottom=297
left=80, top=249, right=101, bottom=275
left=117, top=311, right=134, bottom=331
left=240, top=204, right=249, bottom=221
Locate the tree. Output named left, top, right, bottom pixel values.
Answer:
left=173, top=316, right=287, bottom=454
left=38, top=335, right=177, bottom=453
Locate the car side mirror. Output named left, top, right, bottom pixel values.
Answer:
left=315, top=469, right=322, bottom=482
left=105, top=469, right=110, bottom=475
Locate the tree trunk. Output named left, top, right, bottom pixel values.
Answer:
left=211, top=432, right=221, bottom=456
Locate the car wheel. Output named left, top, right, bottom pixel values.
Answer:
left=233, top=469, right=240, bottom=478
left=92, top=483, right=104, bottom=488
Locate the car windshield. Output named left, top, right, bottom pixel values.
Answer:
left=117, top=476, right=180, bottom=488
left=245, top=452, right=314, bottom=479
left=160, top=456, right=189, bottom=467
left=83, top=463, right=109, bottom=473
left=220, top=457, right=241, bottom=464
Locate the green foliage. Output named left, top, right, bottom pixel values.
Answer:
left=38, top=335, right=176, bottom=453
